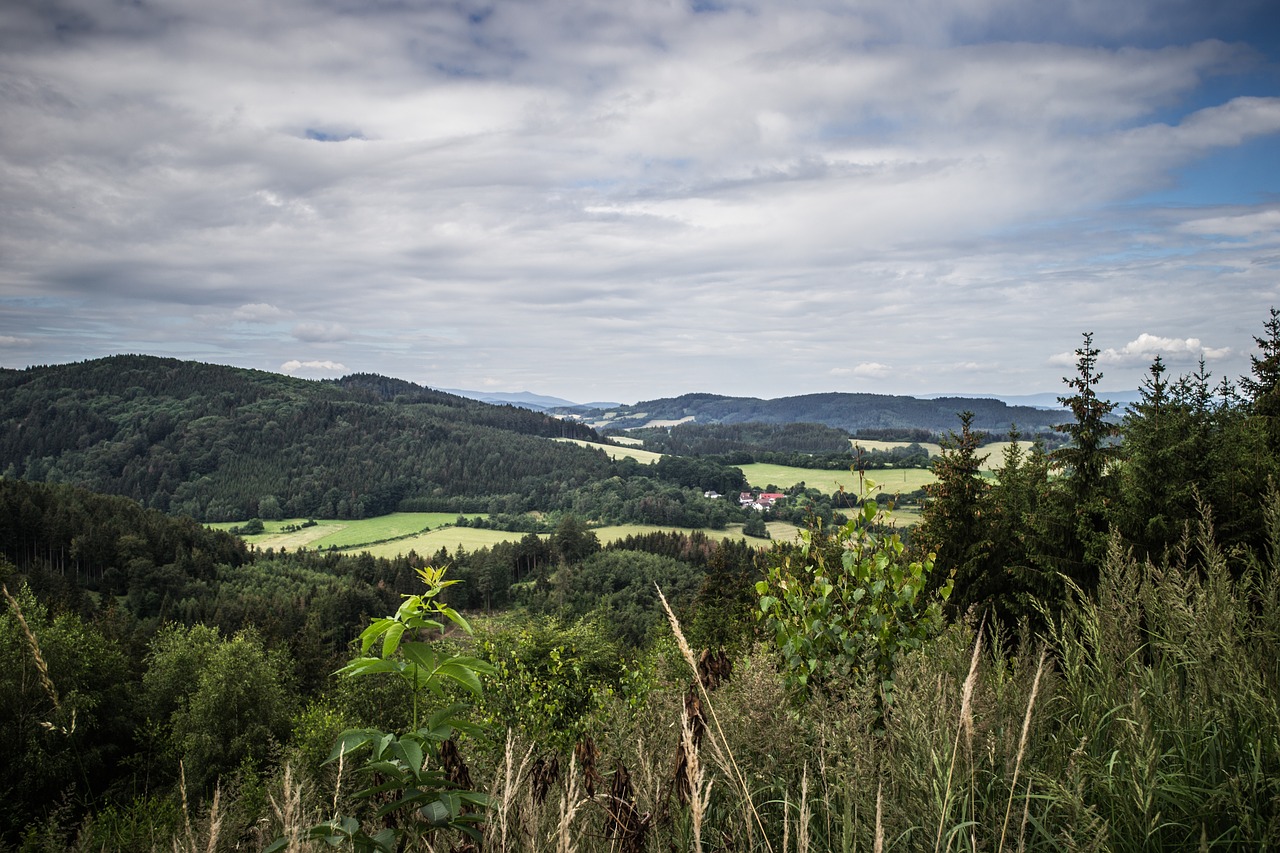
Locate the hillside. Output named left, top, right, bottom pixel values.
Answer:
left=577, top=391, right=1067, bottom=433
left=0, top=355, right=610, bottom=521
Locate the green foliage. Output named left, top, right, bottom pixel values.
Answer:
left=296, top=565, right=494, bottom=851
left=756, top=495, right=952, bottom=702
left=626, top=420, right=854, bottom=455
left=476, top=614, right=626, bottom=752
left=0, top=354, right=609, bottom=521
left=143, top=623, right=296, bottom=793
left=541, top=549, right=705, bottom=647
left=742, top=512, right=770, bottom=538
left=915, top=412, right=988, bottom=595
left=0, top=577, right=134, bottom=847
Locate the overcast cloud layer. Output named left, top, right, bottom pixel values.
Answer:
left=2, top=0, right=1279, bottom=403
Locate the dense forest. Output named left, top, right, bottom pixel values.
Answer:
left=0, top=356, right=711, bottom=524
left=2, top=315, right=1280, bottom=851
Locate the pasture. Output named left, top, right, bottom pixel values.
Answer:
left=553, top=437, right=664, bottom=463
left=346, top=520, right=807, bottom=558
left=851, top=438, right=944, bottom=457
left=210, top=512, right=486, bottom=551
left=215, top=515, right=811, bottom=559
left=849, top=438, right=1037, bottom=472
left=738, top=462, right=938, bottom=497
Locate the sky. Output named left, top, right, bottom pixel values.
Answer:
left=2, top=0, right=1279, bottom=405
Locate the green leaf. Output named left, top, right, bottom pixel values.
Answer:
left=381, top=621, right=407, bottom=659
left=437, top=660, right=483, bottom=696
left=401, top=642, right=437, bottom=673
left=439, top=606, right=473, bottom=636
left=419, top=798, right=453, bottom=826
left=390, top=737, right=424, bottom=773
left=325, top=729, right=381, bottom=764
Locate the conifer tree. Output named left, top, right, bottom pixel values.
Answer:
left=915, top=411, right=988, bottom=611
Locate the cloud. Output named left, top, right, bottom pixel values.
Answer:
left=831, top=362, right=893, bottom=379
left=0, top=336, right=32, bottom=346
left=1050, top=334, right=1232, bottom=367
left=292, top=322, right=350, bottom=343
left=280, top=359, right=347, bottom=374
left=0, top=0, right=1277, bottom=400
left=234, top=303, right=288, bottom=321
left=1179, top=207, right=1280, bottom=238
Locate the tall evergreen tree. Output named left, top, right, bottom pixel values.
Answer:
left=1242, top=307, right=1280, bottom=451
left=1043, top=333, right=1120, bottom=591
left=915, top=412, right=988, bottom=612
left=1118, top=356, right=1194, bottom=560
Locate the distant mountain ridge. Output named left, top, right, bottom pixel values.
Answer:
left=570, top=391, right=1070, bottom=434
left=919, top=390, right=1139, bottom=410
left=441, top=388, right=622, bottom=412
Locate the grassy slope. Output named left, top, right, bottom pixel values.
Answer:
left=553, top=437, right=665, bottom=463
left=213, top=516, right=807, bottom=558
left=208, top=512, right=486, bottom=550
left=739, top=462, right=940, bottom=495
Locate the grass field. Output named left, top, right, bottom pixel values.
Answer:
left=352, top=526, right=541, bottom=558
left=849, top=438, right=1036, bottom=471
left=209, top=512, right=486, bottom=551
left=851, top=439, right=945, bottom=456
left=738, top=462, right=939, bottom=496
left=339, top=520, right=806, bottom=558
left=553, top=437, right=664, bottom=463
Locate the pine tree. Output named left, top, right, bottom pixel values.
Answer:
left=1043, top=333, right=1120, bottom=592
left=915, top=412, right=988, bottom=611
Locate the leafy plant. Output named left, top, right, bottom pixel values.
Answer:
left=756, top=485, right=952, bottom=705
left=268, top=566, right=494, bottom=852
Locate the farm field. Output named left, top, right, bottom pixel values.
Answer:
left=553, top=437, right=664, bottom=463
left=849, top=438, right=1036, bottom=471
left=350, top=526, right=539, bottom=558
left=739, top=462, right=939, bottom=496
left=214, top=516, right=810, bottom=559
left=208, top=512, right=486, bottom=551
left=347, top=520, right=806, bottom=558
left=851, top=438, right=944, bottom=456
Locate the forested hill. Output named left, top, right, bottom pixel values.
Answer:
left=585, top=391, right=1066, bottom=433
left=0, top=355, right=609, bottom=521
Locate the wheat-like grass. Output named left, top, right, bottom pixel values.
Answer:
left=492, top=729, right=535, bottom=853
left=203, top=785, right=222, bottom=853
left=2, top=582, right=60, bottom=711
left=554, top=754, right=583, bottom=853
left=681, top=705, right=713, bottom=853
left=873, top=781, right=883, bottom=853
left=933, top=623, right=983, bottom=853
left=997, top=649, right=1047, bottom=853
left=797, top=764, right=811, bottom=853
left=268, top=763, right=305, bottom=853
left=657, top=584, right=774, bottom=853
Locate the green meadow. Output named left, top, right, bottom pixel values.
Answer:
left=208, top=512, right=486, bottom=551
left=850, top=438, right=1036, bottom=471
left=347, top=520, right=806, bottom=558
left=738, top=461, right=939, bottom=496
left=213, top=515, right=809, bottom=558
left=553, top=437, right=665, bottom=463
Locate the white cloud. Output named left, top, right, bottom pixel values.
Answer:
left=832, top=362, right=893, bottom=379
left=234, top=303, right=288, bottom=321
left=0, top=0, right=1277, bottom=400
left=0, top=336, right=32, bottom=346
left=1050, top=334, right=1232, bottom=368
left=1179, top=207, right=1280, bottom=238
left=280, top=359, right=346, bottom=373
